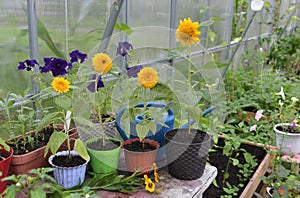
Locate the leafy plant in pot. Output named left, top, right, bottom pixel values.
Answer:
left=83, top=52, right=122, bottom=175
left=121, top=67, right=161, bottom=174
left=164, top=17, right=213, bottom=180
left=273, top=87, right=300, bottom=156
left=2, top=50, right=87, bottom=175
left=0, top=138, right=13, bottom=194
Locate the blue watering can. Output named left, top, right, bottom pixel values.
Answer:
left=115, top=101, right=216, bottom=161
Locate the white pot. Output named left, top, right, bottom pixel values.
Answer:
left=274, top=123, right=300, bottom=155
left=48, top=150, right=90, bottom=189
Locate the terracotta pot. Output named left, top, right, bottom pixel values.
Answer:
left=8, top=124, right=78, bottom=175
left=0, top=147, right=13, bottom=194
left=122, top=138, right=159, bottom=174
left=237, top=111, right=270, bottom=122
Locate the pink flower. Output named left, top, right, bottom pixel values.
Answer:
left=255, top=110, right=263, bottom=121
left=250, top=124, right=257, bottom=131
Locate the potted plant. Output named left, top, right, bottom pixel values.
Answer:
left=121, top=67, right=161, bottom=174
left=0, top=138, right=13, bottom=194
left=273, top=87, right=300, bottom=155
left=81, top=52, right=123, bottom=175
left=1, top=50, right=88, bottom=175
left=46, top=110, right=90, bottom=189
left=163, top=17, right=212, bottom=180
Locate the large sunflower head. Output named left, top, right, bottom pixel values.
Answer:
left=176, top=17, right=201, bottom=46
left=51, top=77, right=70, bottom=93
left=92, top=53, right=112, bottom=73
left=137, top=67, right=158, bottom=89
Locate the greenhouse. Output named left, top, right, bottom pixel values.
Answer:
left=0, top=0, right=300, bottom=197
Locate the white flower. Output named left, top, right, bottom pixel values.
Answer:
left=276, top=87, right=285, bottom=100
left=255, top=110, right=264, bottom=121
left=251, top=0, right=264, bottom=11
left=250, top=124, right=257, bottom=131
left=291, top=97, right=299, bottom=103
left=279, top=100, right=284, bottom=107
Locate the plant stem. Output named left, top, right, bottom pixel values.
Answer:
left=187, top=48, right=191, bottom=135
left=98, top=106, right=105, bottom=146
left=223, top=149, right=234, bottom=184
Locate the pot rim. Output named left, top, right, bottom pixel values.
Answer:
left=86, top=137, right=122, bottom=152
left=164, top=128, right=212, bottom=145
left=122, top=138, right=160, bottom=153
left=48, top=150, right=90, bottom=169
left=274, top=123, right=300, bottom=136
left=0, top=147, right=13, bottom=163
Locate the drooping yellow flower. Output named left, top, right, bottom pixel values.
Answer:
left=152, top=163, right=159, bottom=182
left=176, top=17, right=201, bottom=46
left=92, top=53, right=112, bottom=73
left=51, top=77, right=70, bottom=93
left=137, top=67, right=158, bottom=89
left=145, top=178, right=155, bottom=193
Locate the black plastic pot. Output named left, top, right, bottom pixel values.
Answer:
left=164, top=128, right=211, bottom=180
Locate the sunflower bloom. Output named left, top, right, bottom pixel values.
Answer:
left=92, top=53, right=112, bottom=73
left=137, top=67, right=158, bottom=88
left=51, top=77, right=70, bottom=93
left=145, top=178, right=155, bottom=193
left=176, top=17, right=201, bottom=46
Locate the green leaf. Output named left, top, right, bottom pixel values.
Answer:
left=149, top=121, right=157, bottom=135
left=208, top=31, right=215, bottom=42
left=36, top=112, right=58, bottom=132
left=30, top=188, right=47, bottom=198
left=7, top=100, right=15, bottom=107
left=55, top=96, right=72, bottom=111
left=37, top=18, right=65, bottom=59
left=199, top=19, right=214, bottom=27
left=73, top=116, right=94, bottom=127
left=44, top=132, right=68, bottom=156
left=136, top=121, right=150, bottom=140
left=115, top=23, right=133, bottom=35
left=199, top=5, right=208, bottom=13
left=74, top=140, right=89, bottom=161
left=231, top=158, right=239, bottom=166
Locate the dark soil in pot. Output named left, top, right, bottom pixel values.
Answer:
left=52, top=155, right=86, bottom=167
left=123, top=141, right=157, bottom=152
left=7, top=127, right=54, bottom=155
left=87, top=138, right=120, bottom=151
left=277, top=125, right=300, bottom=133
left=203, top=138, right=267, bottom=198
left=0, top=152, right=10, bottom=160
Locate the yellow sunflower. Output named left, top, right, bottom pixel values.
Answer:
left=137, top=67, right=158, bottom=89
left=51, top=77, right=70, bottom=93
left=176, top=17, right=201, bottom=46
left=145, top=178, right=155, bottom=193
left=92, top=53, right=112, bottom=73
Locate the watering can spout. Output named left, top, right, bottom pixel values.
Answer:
left=180, top=106, right=216, bottom=128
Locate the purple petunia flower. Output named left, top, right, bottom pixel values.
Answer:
left=87, top=74, right=104, bottom=92
left=40, top=57, right=71, bottom=77
left=116, top=41, right=133, bottom=57
left=126, top=65, right=143, bottom=78
left=17, top=59, right=38, bottom=71
left=250, top=124, right=257, bottom=131
left=291, top=119, right=297, bottom=128
left=255, top=110, right=263, bottom=121
left=69, top=50, right=87, bottom=64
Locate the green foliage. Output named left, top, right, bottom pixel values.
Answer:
left=267, top=27, right=300, bottom=74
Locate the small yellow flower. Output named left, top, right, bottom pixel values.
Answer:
left=154, top=171, right=159, bottom=183
left=137, top=67, right=158, bottom=89
left=176, top=17, right=201, bottom=46
left=145, top=178, right=155, bottom=193
left=92, top=53, right=112, bottom=73
left=51, top=77, right=70, bottom=93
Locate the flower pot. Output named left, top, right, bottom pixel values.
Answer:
left=0, top=147, right=13, bottom=194
left=116, top=102, right=174, bottom=162
left=86, top=137, right=121, bottom=174
left=164, top=128, right=211, bottom=180
left=122, top=138, right=159, bottom=174
left=274, top=123, right=300, bottom=155
left=48, top=150, right=90, bottom=189
left=8, top=124, right=78, bottom=175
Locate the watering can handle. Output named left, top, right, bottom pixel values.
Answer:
left=115, top=102, right=174, bottom=140
left=180, top=106, right=216, bottom=128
